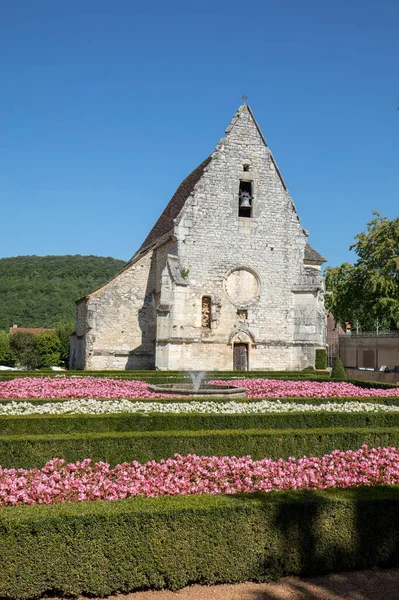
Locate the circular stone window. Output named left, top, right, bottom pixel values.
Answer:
left=224, top=267, right=260, bottom=306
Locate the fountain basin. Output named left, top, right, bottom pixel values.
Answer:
left=148, top=383, right=247, bottom=399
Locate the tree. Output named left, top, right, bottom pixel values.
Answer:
left=0, top=331, right=14, bottom=366
left=34, top=333, right=61, bottom=368
left=9, top=331, right=62, bottom=369
left=325, top=212, right=399, bottom=331
left=9, top=332, right=40, bottom=369
left=0, top=255, right=125, bottom=331
left=55, top=320, right=75, bottom=367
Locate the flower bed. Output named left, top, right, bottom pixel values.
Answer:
left=2, top=398, right=399, bottom=415
left=0, top=377, right=166, bottom=399
left=0, top=377, right=398, bottom=400
left=0, top=445, right=397, bottom=507
left=213, top=379, right=399, bottom=398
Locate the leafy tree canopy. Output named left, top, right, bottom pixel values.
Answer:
left=0, top=255, right=126, bottom=331
left=325, top=212, right=399, bottom=332
left=0, top=330, right=14, bottom=366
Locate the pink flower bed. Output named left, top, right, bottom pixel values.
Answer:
left=213, top=379, right=399, bottom=398
left=0, top=377, right=164, bottom=399
left=0, top=377, right=398, bottom=399
left=0, top=445, right=398, bottom=506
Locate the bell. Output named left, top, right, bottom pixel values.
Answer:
left=239, top=193, right=251, bottom=209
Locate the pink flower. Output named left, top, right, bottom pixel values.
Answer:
left=0, top=445, right=398, bottom=507
left=0, top=377, right=397, bottom=400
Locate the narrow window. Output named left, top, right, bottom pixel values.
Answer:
left=237, top=309, right=248, bottom=321
left=238, top=180, right=252, bottom=218
left=243, top=163, right=250, bottom=172
left=201, top=296, right=212, bottom=329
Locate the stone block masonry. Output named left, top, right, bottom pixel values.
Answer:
left=71, top=104, right=326, bottom=371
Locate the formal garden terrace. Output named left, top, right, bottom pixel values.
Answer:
left=1, top=369, right=399, bottom=599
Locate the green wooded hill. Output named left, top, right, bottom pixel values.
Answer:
left=0, top=255, right=126, bottom=331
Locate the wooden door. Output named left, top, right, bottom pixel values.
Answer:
left=234, top=343, right=248, bottom=371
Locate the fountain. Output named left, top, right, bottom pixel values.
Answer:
left=148, top=371, right=247, bottom=398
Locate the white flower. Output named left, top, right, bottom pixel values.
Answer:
left=0, top=398, right=398, bottom=416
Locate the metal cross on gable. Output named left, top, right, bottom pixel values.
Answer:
left=242, top=94, right=248, bottom=105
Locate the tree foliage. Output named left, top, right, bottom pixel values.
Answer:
left=0, top=331, right=14, bottom=366
left=9, top=332, right=40, bottom=369
left=0, top=255, right=125, bottom=331
left=55, top=321, right=76, bottom=365
left=9, top=331, right=64, bottom=369
left=325, top=213, right=399, bottom=331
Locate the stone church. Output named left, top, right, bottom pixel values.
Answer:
left=70, top=103, right=326, bottom=371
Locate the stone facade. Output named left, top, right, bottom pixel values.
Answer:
left=70, top=104, right=327, bottom=371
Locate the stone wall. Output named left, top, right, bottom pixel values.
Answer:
left=345, top=368, right=399, bottom=384
left=156, top=105, right=325, bottom=370
left=72, top=252, right=157, bottom=370
left=340, top=334, right=399, bottom=371
left=73, top=104, right=326, bottom=371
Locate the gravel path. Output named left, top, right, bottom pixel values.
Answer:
left=52, top=568, right=399, bottom=600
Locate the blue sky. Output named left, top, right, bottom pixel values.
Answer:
left=1, top=0, right=398, bottom=268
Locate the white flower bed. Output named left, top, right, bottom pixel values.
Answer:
left=1, top=398, right=399, bottom=416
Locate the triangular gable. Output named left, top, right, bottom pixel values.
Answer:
left=134, top=104, right=288, bottom=261
left=135, top=155, right=212, bottom=257
left=226, top=104, right=287, bottom=191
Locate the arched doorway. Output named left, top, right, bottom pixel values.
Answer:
left=230, top=331, right=253, bottom=371
left=233, top=342, right=248, bottom=371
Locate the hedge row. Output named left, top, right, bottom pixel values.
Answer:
left=2, top=427, right=399, bottom=469
left=3, top=411, right=399, bottom=436
left=315, top=348, right=327, bottom=370
left=0, top=370, right=333, bottom=382
left=1, top=395, right=399, bottom=407
left=346, top=378, right=399, bottom=390
left=1, top=487, right=399, bottom=599
left=0, top=369, right=331, bottom=376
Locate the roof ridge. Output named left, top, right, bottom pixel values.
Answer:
left=227, top=104, right=288, bottom=191
left=134, top=155, right=212, bottom=257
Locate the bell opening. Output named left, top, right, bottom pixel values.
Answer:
left=238, top=180, right=252, bottom=218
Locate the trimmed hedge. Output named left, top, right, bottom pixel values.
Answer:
left=332, top=358, right=347, bottom=379
left=315, top=349, right=327, bottom=370
left=1, top=487, right=399, bottom=599
left=0, top=370, right=337, bottom=382
left=2, top=427, right=399, bottom=469
left=346, top=378, right=399, bottom=390
left=1, top=394, right=399, bottom=407
left=3, top=411, right=399, bottom=436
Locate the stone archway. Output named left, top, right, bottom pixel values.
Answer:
left=233, top=343, right=248, bottom=371
left=231, top=331, right=253, bottom=371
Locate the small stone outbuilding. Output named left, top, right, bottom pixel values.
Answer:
left=70, top=103, right=326, bottom=371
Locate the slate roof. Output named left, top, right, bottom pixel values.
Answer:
left=304, top=243, right=327, bottom=264
left=136, top=155, right=212, bottom=255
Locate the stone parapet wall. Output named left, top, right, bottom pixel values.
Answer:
left=345, top=368, right=399, bottom=384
